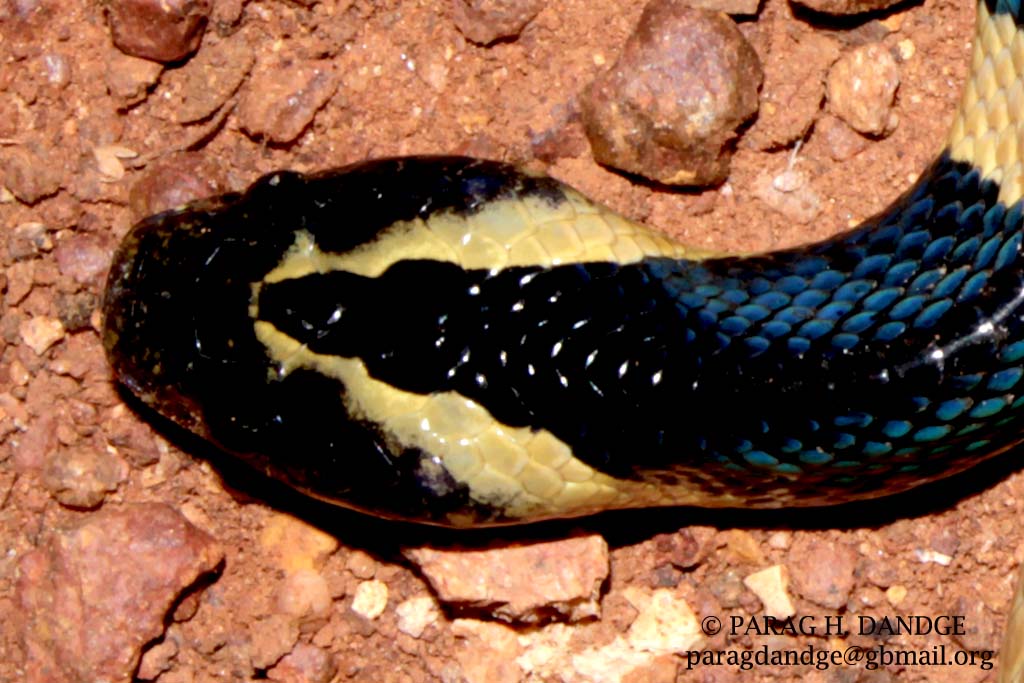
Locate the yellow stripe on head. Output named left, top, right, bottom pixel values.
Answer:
left=263, top=189, right=720, bottom=285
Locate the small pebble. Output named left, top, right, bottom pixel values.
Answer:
left=249, top=614, right=300, bottom=670
left=787, top=536, right=857, bottom=609
left=885, top=584, right=907, bottom=606
left=267, top=643, right=337, bottom=683
left=345, top=549, right=377, bottom=580
left=19, top=316, right=65, bottom=356
left=827, top=43, right=900, bottom=136
left=42, top=446, right=127, bottom=509
left=623, top=586, right=703, bottom=653
left=276, top=568, right=332, bottom=621
left=238, top=59, right=339, bottom=144
left=395, top=596, right=440, bottom=638
left=451, top=0, right=545, bottom=45
left=128, top=152, right=229, bottom=221
left=743, top=565, right=796, bottom=618
left=105, top=51, right=163, bottom=104
left=106, top=0, right=211, bottom=63
left=350, top=579, right=388, bottom=620
left=1, top=147, right=62, bottom=204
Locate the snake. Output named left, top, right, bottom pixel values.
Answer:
left=102, top=1, right=1024, bottom=531
left=100, top=0, right=1024, bottom=673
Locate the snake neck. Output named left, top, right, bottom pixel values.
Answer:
left=949, top=0, right=1024, bottom=206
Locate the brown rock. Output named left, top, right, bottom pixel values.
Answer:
left=8, top=222, right=52, bottom=261
left=267, top=642, right=338, bottom=683
left=258, top=513, right=340, bottom=573
left=150, top=29, right=255, bottom=124
left=54, top=235, right=110, bottom=285
left=746, top=31, right=840, bottom=150
left=128, top=152, right=229, bottom=221
left=136, top=637, right=179, bottom=681
left=238, top=59, right=339, bottom=144
left=1, top=146, right=62, bottom=204
left=826, top=43, right=900, bottom=136
left=19, top=316, right=65, bottom=356
left=249, top=614, right=300, bottom=670
left=42, top=445, right=127, bottom=509
left=791, top=0, right=903, bottom=15
left=54, top=292, right=99, bottom=333
left=405, top=535, right=608, bottom=623
left=752, top=165, right=822, bottom=223
left=815, top=114, right=868, bottom=161
left=451, top=0, right=545, bottom=44
left=276, top=568, right=332, bottom=621
left=106, top=0, right=211, bottom=63
left=787, top=535, right=856, bottom=609
left=17, top=504, right=223, bottom=683
left=581, top=2, right=762, bottom=186
left=104, top=51, right=163, bottom=104
left=652, top=526, right=716, bottom=568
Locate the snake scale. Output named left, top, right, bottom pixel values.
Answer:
left=104, top=0, right=1024, bottom=533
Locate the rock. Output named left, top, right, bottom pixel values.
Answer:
left=42, top=445, right=127, bottom=509
left=453, top=619, right=523, bottom=683
left=237, top=59, right=339, bottom=144
left=745, top=31, right=840, bottom=150
left=128, top=152, right=229, bottom=221
left=581, top=2, right=762, bottom=186
left=276, top=568, right=332, bottom=621
left=350, top=579, right=388, bottom=620
left=791, top=0, right=903, bottom=14
left=953, top=595, right=997, bottom=652
left=267, top=643, right=337, bottom=683
left=150, top=30, right=255, bottom=124
left=17, top=504, right=223, bottom=683
left=451, top=0, right=545, bottom=44
left=258, top=513, right=339, bottom=573
left=19, top=316, right=65, bottom=356
left=815, top=114, right=868, bottom=161
left=623, top=586, right=704, bottom=653
left=8, top=221, right=52, bottom=261
left=652, top=526, right=716, bottom=569
left=249, top=614, right=300, bottom=670
left=826, top=43, right=900, bottom=136
left=54, top=235, right=110, bottom=285
left=743, top=565, right=796, bottom=618
left=752, top=164, right=822, bottom=223
left=787, top=536, right=857, bottom=609
left=106, top=0, right=211, bottom=63
left=54, top=292, right=99, bottom=333
left=405, top=535, right=608, bottom=623
left=136, top=637, right=178, bottom=680
left=885, top=584, right=907, bottom=606
left=1, top=146, right=62, bottom=204
left=104, top=51, right=163, bottom=104
left=5, top=261, right=35, bottom=306
left=345, top=549, right=378, bottom=580
left=396, top=596, right=440, bottom=638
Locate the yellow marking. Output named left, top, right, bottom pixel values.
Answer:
left=949, top=4, right=1024, bottom=205
left=252, top=320, right=744, bottom=521
left=262, top=190, right=721, bottom=285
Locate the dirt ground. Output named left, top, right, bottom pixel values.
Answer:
left=4, top=0, right=1021, bottom=680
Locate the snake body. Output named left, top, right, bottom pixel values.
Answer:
left=103, top=0, right=1024, bottom=528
